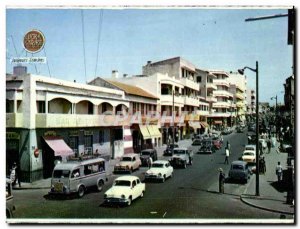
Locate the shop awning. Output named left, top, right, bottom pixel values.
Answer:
left=139, top=125, right=151, bottom=140
left=200, top=122, right=209, bottom=128
left=43, top=136, right=74, bottom=157
left=147, top=125, right=162, bottom=138
left=214, top=120, right=223, bottom=124
left=188, top=121, right=201, bottom=129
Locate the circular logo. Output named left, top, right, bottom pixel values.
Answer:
left=23, top=30, right=45, bottom=53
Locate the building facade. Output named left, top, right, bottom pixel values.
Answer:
left=6, top=72, right=129, bottom=182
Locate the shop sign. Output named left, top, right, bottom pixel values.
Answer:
left=23, top=29, right=45, bottom=53
left=6, top=132, right=20, bottom=140
left=44, top=131, right=56, bottom=136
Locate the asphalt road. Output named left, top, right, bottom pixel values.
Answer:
left=12, top=130, right=288, bottom=221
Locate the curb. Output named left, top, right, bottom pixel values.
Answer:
left=13, top=187, right=50, bottom=190
left=240, top=195, right=294, bottom=215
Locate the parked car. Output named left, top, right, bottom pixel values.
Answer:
left=242, top=150, right=256, bottom=164
left=104, top=176, right=145, bottom=206
left=198, top=140, right=216, bottom=154
left=114, top=153, right=141, bottom=173
left=140, top=149, right=158, bottom=166
left=211, top=137, right=222, bottom=149
left=228, top=161, right=251, bottom=183
left=191, top=139, right=202, bottom=146
left=170, top=148, right=193, bottom=168
left=6, top=179, right=16, bottom=218
left=221, top=128, right=232, bottom=135
left=145, top=160, right=173, bottom=182
left=49, top=157, right=107, bottom=198
left=259, top=139, right=267, bottom=150
left=163, top=143, right=179, bottom=156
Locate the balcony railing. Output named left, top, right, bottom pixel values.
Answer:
left=35, top=113, right=129, bottom=128
left=236, top=92, right=244, bottom=100
left=212, top=101, right=231, bottom=108
left=206, top=96, right=217, bottom=103
left=160, top=95, right=184, bottom=105
left=180, top=78, right=199, bottom=91
left=6, top=113, right=23, bottom=128
left=213, top=79, right=229, bottom=87
left=214, top=90, right=233, bottom=98
left=206, top=83, right=217, bottom=90
left=183, top=96, right=199, bottom=107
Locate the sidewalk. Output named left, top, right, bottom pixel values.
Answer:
left=240, top=144, right=294, bottom=215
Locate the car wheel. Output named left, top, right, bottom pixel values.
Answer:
left=127, top=197, right=132, bottom=206
left=97, top=180, right=104, bottom=192
left=78, top=185, right=85, bottom=198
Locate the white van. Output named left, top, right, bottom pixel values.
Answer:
left=49, top=157, right=108, bottom=198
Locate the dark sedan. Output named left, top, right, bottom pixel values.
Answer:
left=163, top=144, right=179, bottom=156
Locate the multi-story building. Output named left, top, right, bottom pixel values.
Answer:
left=283, top=75, right=295, bottom=134
left=6, top=69, right=129, bottom=182
left=207, top=70, right=233, bottom=128
left=89, top=75, right=160, bottom=153
left=247, top=89, right=256, bottom=118
left=228, top=72, right=247, bottom=124
left=109, top=57, right=201, bottom=143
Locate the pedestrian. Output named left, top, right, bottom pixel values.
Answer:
left=15, top=162, right=22, bottom=187
left=10, top=164, right=16, bottom=185
left=276, top=161, right=283, bottom=182
left=148, top=156, right=153, bottom=169
left=267, top=139, right=272, bottom=154
left=224, top=147, right=229, bottom=164
left=219, top=168, right=225, bottom=194
left=226, top=141, right=231, bottom=153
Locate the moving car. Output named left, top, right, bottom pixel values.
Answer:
left=228, top=161, right=250, bottom=183
left=49, top=157, right=107, bottom=198
left=242, top=150, right=256, bottom=164
left=163, top=143, right=179, bottom=156
left=211, top=137, right=222, bottom=150
left=247, top=132, right=256, bottom=144
left=198, top=140, right=216, bottom=154
left=245, top=144, right=256, bottom=152
left=6, top=179, right=16, bottom=218
left=140, top=149, right=157, bottom=166
left=114, top=153, right=141, bottom=173
left=170, top=148, right=193, bottom=168
left=145, top=160, right=173, bottom=182
left=104, top=176, right=145, bottom=206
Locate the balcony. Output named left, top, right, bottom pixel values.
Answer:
left=6, top=113, right=23, bottom=128
left=195, top=110, right=209, bottom=116
left=183, top=96, right=199, bottom=107
left=180, top=78, right=199, bottom=91
left=236, top=92, right=244, bottom=100
left=206, top=96, right=217, bottom=103
left=236, top=101, right=244, bottom=108
left=213, top=79, right=229, bottom=87
left=206, top=83, right=217, bottom=90
left=35, top=114, right=129, bottom=128
left=207, top=112, right=231, bottom=118
left=214, top=90, right=233, bottom=98
left=160, top=95, right=184, bottom=106
left=212, top=101, right=231, bottom=109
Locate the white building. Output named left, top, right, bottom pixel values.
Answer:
left=6, top=70, right=129, bottom=182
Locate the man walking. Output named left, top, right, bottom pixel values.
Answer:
left=267, top=139, right=272, bottom=154
left=219, top=168, right=225, bottom=194
left=276, top=161, right=283, bottom=182
left=224, top=147, right=229, bottom=164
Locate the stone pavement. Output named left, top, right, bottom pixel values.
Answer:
left=240, top=143, right=294, bottom=215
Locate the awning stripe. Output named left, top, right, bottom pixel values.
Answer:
left=139, top=125, right=151, bottom=140
left=147, top=125, right=162, bottom=138
left=43, top=137, right=74, bottom=157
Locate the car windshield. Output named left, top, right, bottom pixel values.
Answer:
left=245, top=147, right=255, bottom=151
left=53, top=169, right=71, bottom=178
left=232, top=165, right=244, bottom=170
left=121, top=157, right=132, bottom=161
left=152, top=163, right=164, bottom=168
left=141, top=151, right=150, bottom=156
left=114, top=180, right=131, bottom=186
left=174, top=150, right=186, bottom=155
left=244, top=152, right=254, bottom=156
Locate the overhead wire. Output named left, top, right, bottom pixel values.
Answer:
left=81, top=10, right=87, bottom=83
left=94, top=10, right=104, bottom=81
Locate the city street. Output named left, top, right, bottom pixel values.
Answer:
left=11, top=130, right=289, bottom=220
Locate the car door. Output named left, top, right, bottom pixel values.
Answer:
left=131, top=180, right=140, bottom=200
left=165, top=163, right=171, bottom=177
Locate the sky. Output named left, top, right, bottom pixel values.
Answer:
left=6, top=7, right=293, bottom=104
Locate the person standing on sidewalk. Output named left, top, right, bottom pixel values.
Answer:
left=267, top=139, right=272, bottom=154
left=224, top=147, right=229, bottom=164
left=219, top=168, right=225, bottom=194
left=276, top=161, right=283, bottom=182
left=226, top=141, right=231, bottom=154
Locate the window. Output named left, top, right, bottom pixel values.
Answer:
left=136, top=179, right=140, bottom=184
left=132, top=180, right=137, bottom=188
left=99, top=130, right=104, bottom=144
left=37, top=101, right=45, bottom=113
left=71, top=169, right=80, bottom=178
left=197, top=77, right=202, bottom=83
left=84, top=135, right=93, bottom=154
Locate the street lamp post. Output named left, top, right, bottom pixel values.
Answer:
left=271, top=95, right=278, bottom=137
left=238, top=61, right=260, bottom=196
